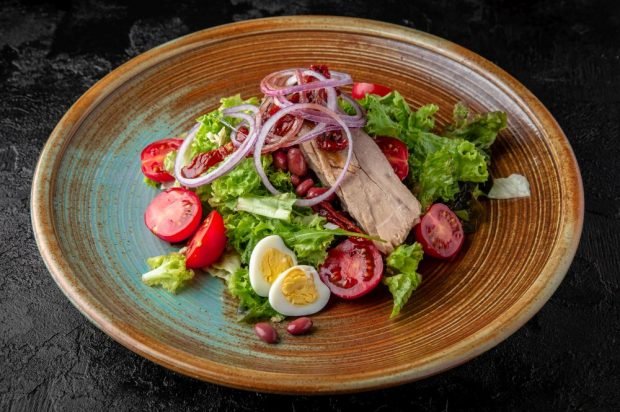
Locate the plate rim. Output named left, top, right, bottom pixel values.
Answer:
left=31, top=15, right=584, bottom=394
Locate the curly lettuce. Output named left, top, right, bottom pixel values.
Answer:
left=227, top=267, right=284, bottom=322
left=204, top=154, right=367, bottom=267
left=383, top=242, right=424, bottom=318
left=142, top=253, right=194, bottom=293
left=189, top=94, right=260, bottom=158
left=359, top=92, right=506, bottom=209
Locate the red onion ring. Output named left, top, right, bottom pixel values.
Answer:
left=261, top=69, right=350, bottom=98
left=174, top=113, right=258, bottom=187
left=252, top=103, right=354, bottom=207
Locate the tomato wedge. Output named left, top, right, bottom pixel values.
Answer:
left=318, top=238, right=383, bottom=299
left=415, top=203, right=464, bottom=259
left=374, top=136, right=409, bottom=180
left=185, top=210, right=227, bottom=269
left=351, top=82, right=392, bottom=99
left=140, top=138, right=183, bottom=182
left=144, top=188, right=202, bottom=243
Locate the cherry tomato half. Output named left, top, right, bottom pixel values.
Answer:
left=351, top=82, right=392, bottom=100
left=185, top=210, right=227, bottom=269
left=374, top=136, right=409, bottom=180
left=140, top=138, right=183, bottom=183
left=414, top=203, right=464, bottom=259
left=319, top=238, right=383, bottom=299
left=144, top=187, right=202, bottom=243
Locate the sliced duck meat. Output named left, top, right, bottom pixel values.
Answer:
left=301, top=128, right=421, bottom=254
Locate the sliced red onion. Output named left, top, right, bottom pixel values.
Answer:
left=228, top=122, right=245, bottom=147
left=174, top=115, right=258, bottom=188
left=260, top=69, right=351, bottom=97
left=292, top=108, right=366, bottom=128
left=252, top=103, right=354, bottom=207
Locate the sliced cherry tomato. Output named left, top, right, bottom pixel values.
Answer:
left=319, top=238, right=383, bottom=299
left=185, top=210, right=227, bottom=269
left=317, top=130, right=348, bottom=151
left=181, top=143, right=235, bottom=179
left=144, top=188, right=202, bottom=243
left=374, top=136, right=409, bottom=180
left=351, top=82, right=392, bottom=99
left=414, top=203, right=464, bottom=259
left=140, top=138, right=183, bottom=182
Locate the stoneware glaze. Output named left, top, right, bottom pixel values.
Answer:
left=31, top=16, right=583, bottom=394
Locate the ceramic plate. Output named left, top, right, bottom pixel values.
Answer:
left=31, top=16, right=583, bottom=394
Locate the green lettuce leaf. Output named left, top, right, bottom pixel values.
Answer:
left=227, top=267, right=283, bottom=322
left=205, top=249, right=241, bottom=281
left=445, top=102, right=507, bottom=150
left=359, top=92, right=506, bottom=210
left=338, top=96, right=357, bottom=115
left=383, top=243, right=423, bottom=318
left=162, top=150, right=176, bottom=175
left=416, top=139, right=489, bottom=208
left=224, top=211, right=336, bottom=266
left=143, top=176, right=160, bottom=189
left=359, top=91, right=437, bottom=140
left=209, top=157, right=266, bottom=211
left=142, top=253, right=194, bottom=293
left=236, top=193, right=297, bottom=221
left=189, top=94, right=260, bottom=158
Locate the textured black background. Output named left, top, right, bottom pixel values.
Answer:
left=1, top=0, right=619, bottom=410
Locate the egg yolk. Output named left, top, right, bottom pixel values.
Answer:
left=260, top=248, right=294, bottom=284
left=281, top=268, right=319, bottom=305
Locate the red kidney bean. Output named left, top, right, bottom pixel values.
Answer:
left=254, top=322, right=278, bottom=344
left=272, top=151, right=288, bottom=171
left=295, top=178, right=314, bottom=196
left=306, top=186, right=336, bottom=202
left=287, top=148, right=307, bottom=176
left=290, top=174, right=302, bottom=187
left=286, top=317, right=313, bottom=335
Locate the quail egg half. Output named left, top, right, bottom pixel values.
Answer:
left=249, top=235, right=297, bottom=297
left=268, top=265, right=331, bottom=316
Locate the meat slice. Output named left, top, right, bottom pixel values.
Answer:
left=301, top=128, right=421, bottom=254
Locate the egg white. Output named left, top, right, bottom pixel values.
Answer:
left=268, top=265, right=331, bottom=316
left=249, top=235, right=297, bottom=297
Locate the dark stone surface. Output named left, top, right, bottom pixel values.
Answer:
left=1, top=0, right=619, bottom=410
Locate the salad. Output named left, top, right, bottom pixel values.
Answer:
left=139, top=65, right=529, bottom=343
